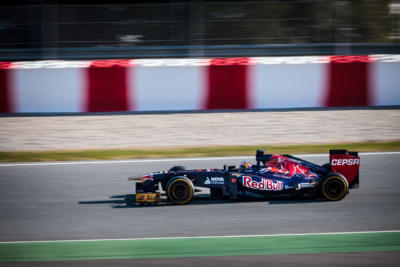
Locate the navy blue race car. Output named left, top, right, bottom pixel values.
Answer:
left=128, top=149, right=360, bottom=205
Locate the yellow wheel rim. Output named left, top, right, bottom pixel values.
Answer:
left=167, top=178, right=193, bottom=205
left=322, top=176, right=348, bottom=201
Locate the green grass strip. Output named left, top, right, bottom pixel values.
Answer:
left=1, top=232, right=400, bottom=262
left=0, top=141, right=399, bottom=162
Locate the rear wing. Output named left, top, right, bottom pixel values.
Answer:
left=330, top=150, right=360, bottom=189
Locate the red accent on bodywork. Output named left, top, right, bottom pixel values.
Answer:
left=265, top=155, right=317, bottom=178
left=143, top=175, right=153, bottom=181
left=330, top=153, right=360, bottom=185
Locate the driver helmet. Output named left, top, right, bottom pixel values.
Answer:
left=240, top=160, right=252, bottom=169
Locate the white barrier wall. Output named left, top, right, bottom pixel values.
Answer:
left=133, top=65, right=204, bottom=111
left=0, top=55, right=399, bottom=113
left=374, top=60, right=400, bottom=106
left=251, top=61, right=325, bottom=109
left=12, top=68, right=83, bottom=112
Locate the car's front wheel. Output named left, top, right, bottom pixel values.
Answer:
left=166, top=177, right=194, bottom=205
left=321, top=173, right=349, bottom=201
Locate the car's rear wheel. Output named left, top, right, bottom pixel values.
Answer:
left=166, top=177, right=194, bottom=205
left=321, top=173, right=348, bottom=201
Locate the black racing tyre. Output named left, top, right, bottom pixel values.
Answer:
left=166, top=177, right=194, bottom=205
left=322, top=163, right=331, bottom=171
left=169, top=165, right=186, bottom=172
left=321, top=173, right=349, bottom=201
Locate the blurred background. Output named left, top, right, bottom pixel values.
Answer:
left=1, top=0, right=400, bottom=60
left=1, top=3, right=400, bottom=267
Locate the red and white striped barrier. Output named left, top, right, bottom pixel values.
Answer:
left=0, top=55, right=399, bottom=113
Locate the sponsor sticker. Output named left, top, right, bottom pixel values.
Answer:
left=331, top=158, right=360, bottom=166
left=243, top=176, right=283, bottom=191
left=204, top=177, right=225, bottom=185
left=135, top=193, right=160, bottom=203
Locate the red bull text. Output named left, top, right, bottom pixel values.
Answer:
left=243, top=176, right=283, bottom=191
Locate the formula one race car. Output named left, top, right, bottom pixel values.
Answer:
left=128, top=150, right=360, bottom=205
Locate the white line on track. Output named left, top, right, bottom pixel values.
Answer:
left=1, top=230, right=399, bottom=244
left=0, top=151, right=399, bottom=167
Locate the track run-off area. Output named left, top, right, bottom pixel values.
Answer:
left=0, top=152, right=399, bottom=264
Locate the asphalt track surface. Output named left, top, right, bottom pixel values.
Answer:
left=1, top=252, right=399, bottom=267
left=0, top=152, right=399, bottom=266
